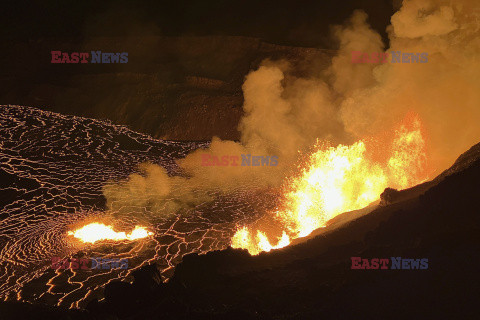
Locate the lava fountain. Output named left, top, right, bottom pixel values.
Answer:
left=67, top=223, right=153, bottom=244
left=232, top=113, right=428, bottom=255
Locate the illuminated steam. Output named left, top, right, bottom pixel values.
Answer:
left=103, top=0, right=480, bottom=242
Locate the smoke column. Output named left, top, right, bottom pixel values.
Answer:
left=104, top=0, right=480, bottom=218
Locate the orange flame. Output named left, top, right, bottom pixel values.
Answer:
left=232, top=114, right=427, bottom=255
left=67, top=223, right=153, bottom=244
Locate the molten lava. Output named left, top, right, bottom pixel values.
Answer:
left=232, top=114, right=427, bottom=255
left=67, top=223, right=153, bottom=244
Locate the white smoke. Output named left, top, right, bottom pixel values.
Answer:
left=104, top=0, right=480, bottom=216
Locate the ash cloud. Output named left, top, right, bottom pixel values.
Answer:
left=340, top=0, right=480, bottom=173
left=104, top=0, right=480, bottom=217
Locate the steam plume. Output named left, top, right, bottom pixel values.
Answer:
left=104, top=0, right=480, bottom=218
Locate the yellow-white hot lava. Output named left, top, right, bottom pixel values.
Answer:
left=68, top=223, right=153, bottom=243
left=231, top=114, right=428, bottom=255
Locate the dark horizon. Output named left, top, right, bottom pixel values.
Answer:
left=1, top=0, right=395, bottom=48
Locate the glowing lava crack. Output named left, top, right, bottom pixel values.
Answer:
left=68, top=223, right=153, bottom=243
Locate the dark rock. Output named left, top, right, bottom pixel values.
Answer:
left=379, top=187, right=400, bottom=206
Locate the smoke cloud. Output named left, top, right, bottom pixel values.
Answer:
left=340, top=0, right=480, bottom=173
left=104, top=0, right=480, bottom=218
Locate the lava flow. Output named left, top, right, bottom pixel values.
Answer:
left=67, top=223, right=153, bottom=244
left=232, top=114, right=428, bottom=255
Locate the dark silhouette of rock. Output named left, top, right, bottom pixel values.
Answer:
left=131, top=263, right=163, bottom=293
left=379, top=187, right=400, bottom=206
left=99, top=263, right=165, bottom=318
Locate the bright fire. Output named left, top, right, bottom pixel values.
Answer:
left=232, top=114, right=427, bottom=255
left=67, top=223, right=153, bottom=244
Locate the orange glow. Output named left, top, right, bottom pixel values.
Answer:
left=231, top=227, right=290, bottom=255
left=67, top=223, right=153, bottom=244
left=388, top=115, right=427, bottom=189
left=231, top=114, right=427, bottom=255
